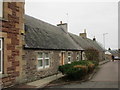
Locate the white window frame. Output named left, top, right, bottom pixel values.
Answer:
left=37, top=52, right=44, bottom=69
left=0, top=38, right=3, bottom=74
left=76, top=52, right=79, bottom=61
left=44, top=53, right=50, bottom=68
left=68, top=52, right=71, bottom=64
left=37, top=52, right=50, bottom=69
left=0, top=0, right=3, bottom=18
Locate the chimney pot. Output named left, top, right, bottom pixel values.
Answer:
left=93, top=36, right=96, bottom=41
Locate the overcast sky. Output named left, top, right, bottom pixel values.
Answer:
left=25, top=0, right=119, bottom=50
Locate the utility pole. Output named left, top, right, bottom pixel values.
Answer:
left=103, top=33, right=108, bottom=50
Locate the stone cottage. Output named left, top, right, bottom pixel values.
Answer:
left=69, top=30, right=105, bottom=61
left=21, top=15, right=105, bottom=83
left=21, top=15, right=84, bottom=83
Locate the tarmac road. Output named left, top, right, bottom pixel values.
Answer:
left=49, top=60, right=119, bottom=88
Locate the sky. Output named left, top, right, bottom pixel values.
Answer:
left=25, top=0, right=119, bottom=50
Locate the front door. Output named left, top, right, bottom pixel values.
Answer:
left=60, top=52, right=65, bottom=65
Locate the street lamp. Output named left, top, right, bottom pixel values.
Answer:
left=103, top=33, right=108, bottom=50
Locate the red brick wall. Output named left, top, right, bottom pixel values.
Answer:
left=0, top=2, right=24, bottom=88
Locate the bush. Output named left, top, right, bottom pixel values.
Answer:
left=91, top=60, right=99, bottom=67
left=85, top=48, right=99, bottom=63
left=58, top=64, right=72, bottom=74
left=58, top=60, right=97, bottom=80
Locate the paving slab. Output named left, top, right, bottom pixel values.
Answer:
left=27, top=73, right=64, bottom=88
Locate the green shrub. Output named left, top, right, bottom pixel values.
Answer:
left=91, top=60, right=99, bottom=66
left=58, top=64, right=72, bottom=74
left=58, top=60, right=98, bottom=80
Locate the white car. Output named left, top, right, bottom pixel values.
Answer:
left=114, top=56, right=120, bottom=60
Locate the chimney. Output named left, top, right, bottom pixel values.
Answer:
left=93, top=36, right=96, bottom=41
left=57, top=21, right=68, bottom=32
left=79, top=29, right=87, bottom=38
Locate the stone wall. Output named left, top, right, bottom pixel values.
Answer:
left=99, top=52, right=105, bottom=61
left=21, top=50, right=82, bottom=83
left=0, top=2, right=24, bottom=88
left=22, top=50, right=60, bottom=83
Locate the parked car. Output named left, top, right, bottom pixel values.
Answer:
left=114, top=56, right=120, bottom=60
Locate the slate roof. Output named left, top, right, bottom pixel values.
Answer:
left=24, top=15, right=83, bottom=51
left=69, top=33, right=105, bottom=52
left=24, top=15, right=104, bottom=52
left=84, top=38, right=105, bottom=52
left=69, top=33, right=91, bottom=49
left=109, top=50, right=118, bottom=55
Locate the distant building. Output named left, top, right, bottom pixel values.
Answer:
left=105, top=51, right=112, bottom=60
left=109, top=49, right=119, bottom=57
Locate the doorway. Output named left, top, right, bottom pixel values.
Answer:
left=60, top=52, right=65, bottom=65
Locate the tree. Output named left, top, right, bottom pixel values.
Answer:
left=84, top=48, right=99, bottom=63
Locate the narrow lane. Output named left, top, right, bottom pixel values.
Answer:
left=50, top=60, right=119, bottom=88
left=91, top=60, right=118, bottom=82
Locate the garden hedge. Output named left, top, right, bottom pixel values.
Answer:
left=58, top=60, right=98, bottom=80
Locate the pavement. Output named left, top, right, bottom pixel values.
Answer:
left=14, top=73, right=64, bottom=88
left=27, top=73, right=64, bottom=88
left=13, top=59, right=110, bottom=88
left=99, top=59, right=110, bottom=65
left=48, top=60, right=119, bottom=88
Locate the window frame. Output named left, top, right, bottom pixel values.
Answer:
left=68, top=52, right=71, bottom=63
left=37, top=52, right=44, bottom=69
left=0, top=0, right=3, bottom=18
left=44, top=53, right=50, bottom=68
left=76, top=52, right=79, bottom=61
left=0, top=38, right=3, bottom=74
left=37, top=52, right=50, bottom=70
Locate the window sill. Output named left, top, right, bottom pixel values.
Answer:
left=37, top=66, right=50, bottom=71
left=0, top=73, right=8, bottom=78
left=37, top=67, right=44, bottom=70
left=45, top=66, right=50, bottom=68
left=68, top=62, right=71, bottom=64
left=0, top=17, right=8, bottom=22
